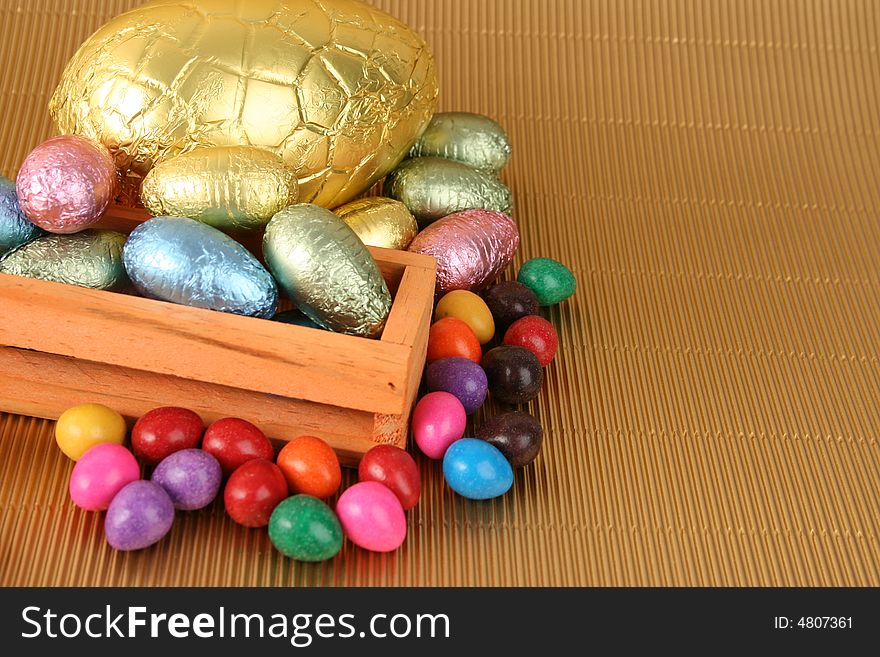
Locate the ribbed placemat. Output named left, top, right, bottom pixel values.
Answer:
left=1, top=0, right=878, bottom=586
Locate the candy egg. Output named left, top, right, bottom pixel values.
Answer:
left=384, top=157, right=513, bottom=226
left=409, top=112, right=511, bottom=174
left=16, top=135, right=117, bottom=233
left=517, top=257, right=577, bottom=306
left=412, top=391, right=467, bottom=459
left=202, top=417, right=275, bottom=477
left=333, top=197, right=419, bottom=250
left=358, top=445, right=421, bottom=509
left=269, top=495, right=343, bottom=562
left=151, top=448, right=222, bottom=510
left=0, top=176, right=44, bottom=255
left=55, top=403, right=127, bottom=461
left=276, top=436, right=342, bottom=499
left=0, top=229, right=128, bottom=290
left=476, top=411, right=544, bottom=467
left=503, top=316, right=559, bottom=367
left=336, top=481, right=406, bottom=552
left=140, top=146, right=298, bottom=232
left=424, top=357, right=488, bottom=415
left=263, top=204, right=392, bottom=337
left=482, top=281, right=540, bottom=331
left=442, top=438, right=513, bottom=500
left=408, top=209, right=519, bottom=293
left=426, top=317, right=482, bottom=364
left=131, top=407, right=204, bottom=466
left=69, top=443, right=140, bottom=511
left=105, top=480, right=175, bottom=551
left=482, top=346, right=544, bottom=405
left=123, top=216, right=278, bottom=318
left=223, top=459, right=289, bottom=528
left=435, top=290, right=495, bottom=344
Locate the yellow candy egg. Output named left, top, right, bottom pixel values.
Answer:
left=55, top=403, right=127, bottom=461
left=435, top=290, right=496, bottom=344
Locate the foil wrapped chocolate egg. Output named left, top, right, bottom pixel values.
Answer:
left=16, top=135, right=118, bottom=234
left=383, top=157, right=513, bottom=227
left=0, top=229, right=128, bottom=290
left=263, top=204, right=392, bottom=337
left=408, top=209, right=519, bottom=293
left=140, top=146, right=299, bottom=232
left=0, top=176, right=44, bottom=255
left=49, top=0, right=438, bottom=208
left=409, top=112, right=511, bottom=174
left=333, top=197, right=418, bottom=250
left=123, top=216, right=277, bottom=318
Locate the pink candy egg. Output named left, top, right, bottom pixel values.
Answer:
left=69, top=443, right=140, bottom=511
left=16, top=135, right=117, bottom=234
left=412, top=391, right=467, bottom=459
left=336, top=481, right=406, bottom=552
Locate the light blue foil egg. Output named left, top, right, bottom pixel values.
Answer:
left=0, top=176, right=44, bottom=255
left=123, top=216, right=277, bottom=318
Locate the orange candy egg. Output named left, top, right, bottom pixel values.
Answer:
left=426, top=317, right=482, bottom=364
left=276, top=435, right=342, bottom=499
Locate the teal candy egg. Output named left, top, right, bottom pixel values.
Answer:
left=0, top=176, right=44, bottom=255
left=442, top=438, right=513, bottom=500
left=517, top=257, right=576, bottom=306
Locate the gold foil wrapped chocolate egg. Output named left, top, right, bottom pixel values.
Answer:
left=384, top=157, right=514, bottom=226
left=409, top=112, right=511, bottom=174
left=49, top=0, right=438, bottom=208
left=333, top=197, right=418, bottom=250
left=264, top=204, right=392, bottom=338
left=140, top=146, right=298, bottom=232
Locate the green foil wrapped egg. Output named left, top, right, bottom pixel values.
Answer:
left=333, top=197, right=418, bottom=250
left=409, top=112, right=511, bottom=174
left=263, top=204, right=392, bottom=337
left=140, top=146, right=298, bottom=232
left=0, top=229, right=128, bottom=290
left=383, top=157, right=513, bottom=227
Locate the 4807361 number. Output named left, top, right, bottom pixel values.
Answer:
left=774, top=616, right=852, bottom=629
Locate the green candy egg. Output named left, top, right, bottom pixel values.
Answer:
left=517, top=257, right=576, bottom=306
left=268, top=495, right=343, bottom=562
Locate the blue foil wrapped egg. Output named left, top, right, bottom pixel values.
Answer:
left=0, top=176, right=44, bottom=256
left=123, top=216, right=277, bottom=317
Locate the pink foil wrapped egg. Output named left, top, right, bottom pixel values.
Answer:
left=408, top=209, right=519, bottom=293
left=16, top=135, right=118, bottom=233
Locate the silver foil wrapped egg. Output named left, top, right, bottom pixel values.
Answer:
left=408, top=209, right=519, bottom=293
left=0, top=229, right=128, bottom=290
left=383, top=157, right=513, bottom=227
left=263, top=204, right=392, bottom=338
left=0, top=176, right=44, bottom=255
left=123, top=216, right=277, bottom=318
left=408, top=112, right=511, bottom=174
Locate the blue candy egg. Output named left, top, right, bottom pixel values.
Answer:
left=0, top=176, right=43, bottom=256
left=123, top=216, right=277, bottom=318
left=442, top=438, right=514, bottom=500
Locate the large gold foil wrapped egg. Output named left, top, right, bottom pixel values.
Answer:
left=333, top=197, right=418, bottom=250
left=49, top=0, right=438, bottom=208
left=140, top=146, right=298, bottom=232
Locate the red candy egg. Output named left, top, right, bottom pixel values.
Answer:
left=202, top=417, right=275, bottom=476
left=426, top=317, right=482, bottom=364
left=503, top=316, right=558, bottom=367
left=358, top=445, right=421, bottom=510
left=131, top=406, right=204, bottom=465
left=276, top=436, right=342, bottom=499
left=223, top=459, right=288, bottom=528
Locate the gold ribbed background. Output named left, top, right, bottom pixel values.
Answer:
left=2, top=0, right=879, bottom=586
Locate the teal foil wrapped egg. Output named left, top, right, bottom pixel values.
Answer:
left=263, top=204, right=391, bottom=338
left=123, top=216, right=277, bottom=317
left=0, top=176, right=44, bottom=256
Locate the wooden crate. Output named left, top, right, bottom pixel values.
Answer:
left=0, top=207, right=436, bottom=465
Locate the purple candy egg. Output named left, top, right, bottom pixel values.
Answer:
left=104, top=480, right=174, bottom=551
left=151, top=448, right=222, bottom=510
left=425, top=357, right=488, bottom=414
